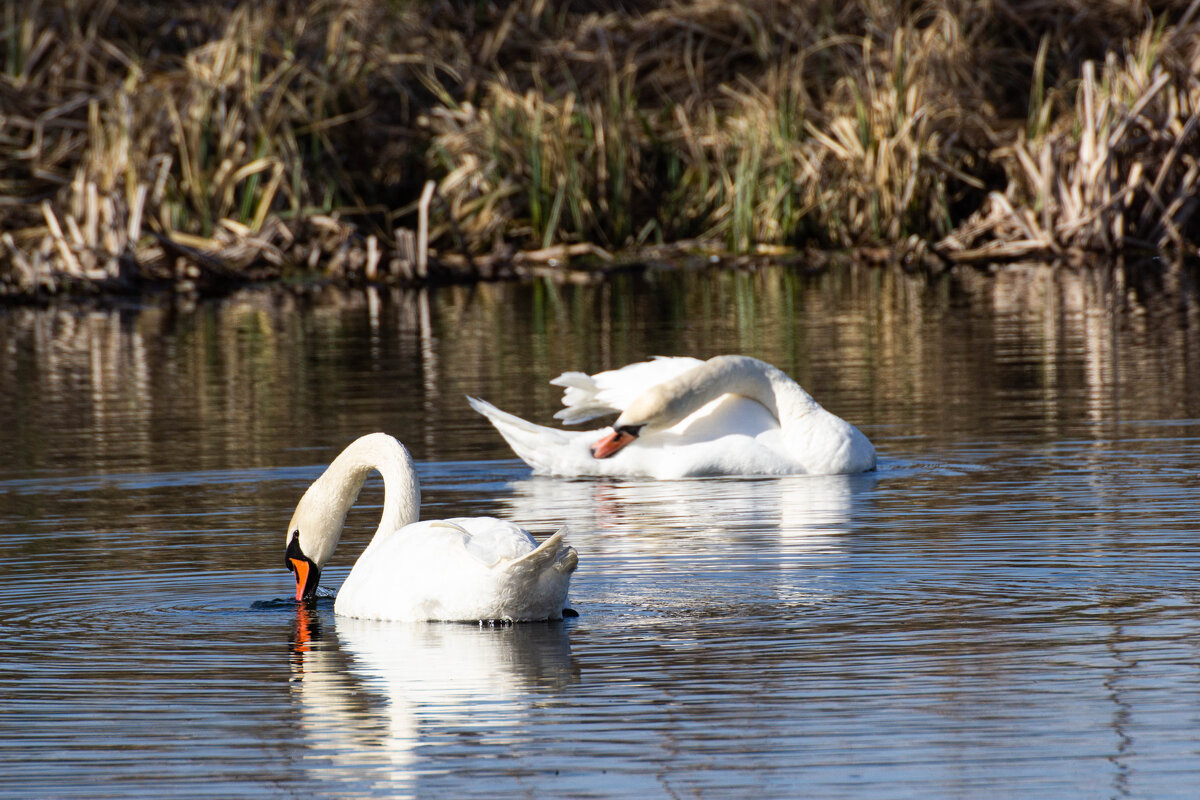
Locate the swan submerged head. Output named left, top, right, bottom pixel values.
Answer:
left=284, top=478, right=348, bottom=602
left=286, top=529, right=321, bottom=602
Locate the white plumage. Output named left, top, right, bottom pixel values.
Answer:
left=284, top=433, right=577, bottom=622
left=470, top=355, right=876, bottom=479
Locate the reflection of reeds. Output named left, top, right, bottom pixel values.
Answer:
left=6, top=263, right=1198, bottom=479
left=2, top=1, right=1199, bottom=297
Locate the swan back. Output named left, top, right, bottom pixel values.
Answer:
left=334, top=519, right=577, bottom=622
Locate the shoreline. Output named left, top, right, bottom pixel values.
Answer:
left=3, top=249, right=1193, bottom=314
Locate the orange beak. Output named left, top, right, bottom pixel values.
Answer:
left=289, top=557, right=311, bottom=602
left=590, top=428, right=637, bottom=459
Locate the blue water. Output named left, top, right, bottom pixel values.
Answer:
left=2, top=265, right=1199, bottom=798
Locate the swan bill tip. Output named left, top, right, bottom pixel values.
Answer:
left=288, top=555, right=321, bottom=603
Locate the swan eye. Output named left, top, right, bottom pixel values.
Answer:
left=616, top=424, right=644, bottom=437
left=285, top=529, right=304, bottom=570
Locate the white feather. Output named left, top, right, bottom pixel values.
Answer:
left=286, top=433, right=577, bottom=622
left=470, top=355, right=876, bottom=478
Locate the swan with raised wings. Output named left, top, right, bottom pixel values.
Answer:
left=469, top=355, right=876, bottom=478
left=283, top=433, right=577, bottom=622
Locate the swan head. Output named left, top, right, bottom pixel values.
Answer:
left=285, top=529, right=321, bottom=602
left=283, top=471, right=355, bottom=602
left=590, top=423, right=644, bottom=458
left=588, top=376, right=688, bottom=458
left=589, top=355, right=780, bottom=460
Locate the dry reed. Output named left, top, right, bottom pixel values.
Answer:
left=2, top=0, right=1198, bottom=297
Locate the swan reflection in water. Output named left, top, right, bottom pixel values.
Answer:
left=493, top=471, right=878, bottom=611
left=289, top=604, right=578, bottom=789
left=498, top=472, right=875, bottom=554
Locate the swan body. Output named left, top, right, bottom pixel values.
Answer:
left=284, top=433, right=577, bottom=622
left=469, top=355, right=876, bottom=478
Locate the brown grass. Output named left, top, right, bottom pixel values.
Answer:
left=2, top=0, right=1199, bottom=297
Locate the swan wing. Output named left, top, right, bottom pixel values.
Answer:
left=552, top=356, right=705, bottom=424
left=508, top=529, right=578, bottom=575
left=364, top=517, right=536, bottom=568
left=451, top=517, right=538, bottom=565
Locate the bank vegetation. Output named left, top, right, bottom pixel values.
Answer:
left=2, top=0, right=1199, bottom=297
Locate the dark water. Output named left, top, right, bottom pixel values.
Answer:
left=2, top=263, right=1200, bottom=798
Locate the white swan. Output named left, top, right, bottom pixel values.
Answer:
left=283, top=432, right=578, bottom=622
left=469, top=355, right=876, bottom=478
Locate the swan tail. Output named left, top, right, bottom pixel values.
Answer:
left=510, top=529, right=578, bottom=576
left=467, top=396, right=577, bottom=472
left=467, top=396, right=548, bottom=437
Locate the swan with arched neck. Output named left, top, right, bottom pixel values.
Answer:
left=469, top=355, right=875, bottom=478
left=284, top=433, right=577, bottom=622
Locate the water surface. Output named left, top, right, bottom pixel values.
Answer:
left=2, top=263, right=1200, bottom=798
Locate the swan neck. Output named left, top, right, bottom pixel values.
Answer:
left=370, top=442, right=422, bottom=539
left=755, top=363, right=819, bottom=425
left=622, top=355, right=813, bottom=429
left=300, top=434, right=421, bottom=567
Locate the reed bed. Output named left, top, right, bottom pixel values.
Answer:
left=2, top=0, right=1198, bottom=297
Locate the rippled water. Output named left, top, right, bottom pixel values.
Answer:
left=2, top=263, right=1200, bottom=798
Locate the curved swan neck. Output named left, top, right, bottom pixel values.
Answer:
left=290, top=433, right=421, bottom=568
left=616, top=355, right=817, bottom=429
left=745, top=358, right=821, bottom=425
